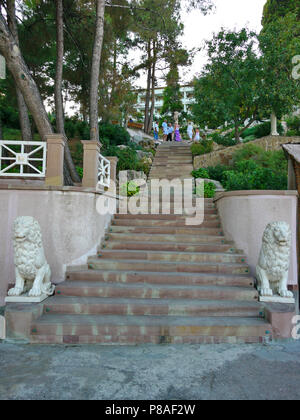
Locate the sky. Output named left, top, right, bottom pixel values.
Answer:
left=134, top=0, right=267, bottom=88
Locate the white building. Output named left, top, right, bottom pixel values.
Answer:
left=134, top=84, right=195, bottom=118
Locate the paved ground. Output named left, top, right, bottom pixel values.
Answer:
left=0, top=339, right=300, bottom=400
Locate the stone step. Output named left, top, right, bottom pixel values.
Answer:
left=30, top=315, right=271, bottom=344
left=65, top=270, right=255, bottom=287
left=112, top=219, right=221, bottom=228
left=114, top=213, right=218, bottom=220
left=94, top=250, right=247, bottom=264
left=110, top=226, right=224, bottom=235
left=43, top=296, right=264, bottom=318
left=87, top=259, right=250, bottom=275
left=103, top=241, right=237, bottom=254
left=56, top=282, right=257, bottom=301
left=105, top=232, right=230, bottom=244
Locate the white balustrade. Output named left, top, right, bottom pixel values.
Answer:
left=0, top=141, right=47, bottom=177
left=98, top=154, right=111, bottom=188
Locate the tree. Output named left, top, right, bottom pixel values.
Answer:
left=6, top=0, right=32, bottom=142
left=161, top=49, right=189, bottom=119
left=259, top=12, right=300, bottom=120
left=55, top=0, right=81, bottom=184
left=262, top=0, right=300, bottom=25
left=90, top=0, right=105, bottom=141
left=192, top=29, right=263, bottom=141
left=0, top=11, right=53, bottom=140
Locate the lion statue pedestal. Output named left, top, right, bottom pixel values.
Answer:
left=256, top=221, right=295, bottom=304
left=5, top=216, right=55, bottom=304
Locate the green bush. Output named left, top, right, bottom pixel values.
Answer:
left=242, top=135, right=256, bottom=143
left=120, top=181, right=140, bottom=197
left=195, top=181, right=216, bottom=198
left=99, top=122, right=130, bottom=147
left=76, top=166, right=83, bottom=179
left=191, top=140, right=213, bottom=156
left=211, top=133, right=236, bottom=147
left=207, top=164, right=231, bottom=184
left=204, top=182, right=216, bottom=198
left=202, top=144, right=288, bottom=191
left=286, top=116, right=300, bottom=135
left=191, top=168, right=210, bottom=179
left=241, top=121, right=283, bottom=140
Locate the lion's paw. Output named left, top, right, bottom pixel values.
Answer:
left=278, top=288, right=293, bottom=298
left=8, top=287, right=24, bottom=296
left=28, top=286, right=42, bottom=297
left=260, top=288, right=273, bottom=297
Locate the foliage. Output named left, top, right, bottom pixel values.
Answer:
left=120, top=181, right=140, bottom=197
left=201, top=144, right=288, bottom=191
left=195, top=181, right=216, bottom=198
left=223, top=161, right=287, bottom=191
left=76, top=166, right=83, bottom=179
left=210, top=132, right=236, bottom=147
left=204, top=182, right=216, bottom=198
left=240, top=121, right=284, bottom=140
left=191, top=168, right=210, bottom=179
left=286, top=116, right=300, bottom=135
left=259, top=12, right=300, bottom=119
left=191, top=140, right=213, bottom=156
left=192, top=28, right=264, bottom=141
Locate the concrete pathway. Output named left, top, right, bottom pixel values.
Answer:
left=0, top=340, right=300, bottom=400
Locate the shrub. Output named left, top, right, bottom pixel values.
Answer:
left=286, top=116, right=300, bottom=135
left=207, top=164, right=231, bottom=184
left=76, top=166, right=83, bottom=179
left=120, top=181, right=140, bottom=197
left=191, top=168, right=210, bottom=179
left=99, top=122, right=130, bottom=147
left=241, top=121, right=284, bottom=140
left=211, top=133, right=236, bottom=147
left=191, top=140, right=213, bottom=156
left=203, top=144, right=288, bottom=191
left=204, top=182, right=216, bottom=198
left=195, top=181, right=216, bottom=198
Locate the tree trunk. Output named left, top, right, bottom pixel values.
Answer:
left=90, top=0, right=105, bottom=141
left=144, top=41, right=152, bottom=134
left=0, top=115, right=3, bottom=139
left=7, top=0, right=32, bottom=143
left=0, top=13, right=53, bottom=140
left=234, top=124, right=241, bottom=143
left=147, top=40, right=156, bottom=135
left=55, top=0, right=80, bottom=184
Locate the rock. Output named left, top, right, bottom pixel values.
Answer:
left=119, top=170, right=147, bottom=183
left=136, top=150, right=154, bottom=161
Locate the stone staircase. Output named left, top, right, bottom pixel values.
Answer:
left=29, top=142, right=272, bottom=344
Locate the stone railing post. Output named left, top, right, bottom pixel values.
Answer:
left=81, top=140, right=102, bottom=188
left=45, top=134, right=65, bottom=187
left=106, top=156, right=118, bottom=184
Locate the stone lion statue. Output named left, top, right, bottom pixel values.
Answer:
left=8, top=216, right=54, bottom=298
left=256, top=221, right=293, bottom=298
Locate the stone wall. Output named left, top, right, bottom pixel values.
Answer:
left=0, top=186, right=113, bottom=306
left=194, top=136, right=300, bottom=169
left=215, top=191, right=298, bottom=286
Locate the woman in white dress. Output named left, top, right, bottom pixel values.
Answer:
left=187, top=122, right=194, bottom=141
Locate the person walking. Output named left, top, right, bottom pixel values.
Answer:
left=187, top=122, right=194, bottom=142
left=167, top=123, right=174, bottom=142
left=162, top=120, right=168, bottom=142
left=174, top=123, right=182, bottom=142
left=153, top=121, right=159, bottom=141
left=194, top=128, right=201, bottom=142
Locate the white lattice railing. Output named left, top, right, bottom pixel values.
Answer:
left=0, top=141, right=47, bottom=178
left=98, top=154, right=110, bottom=188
